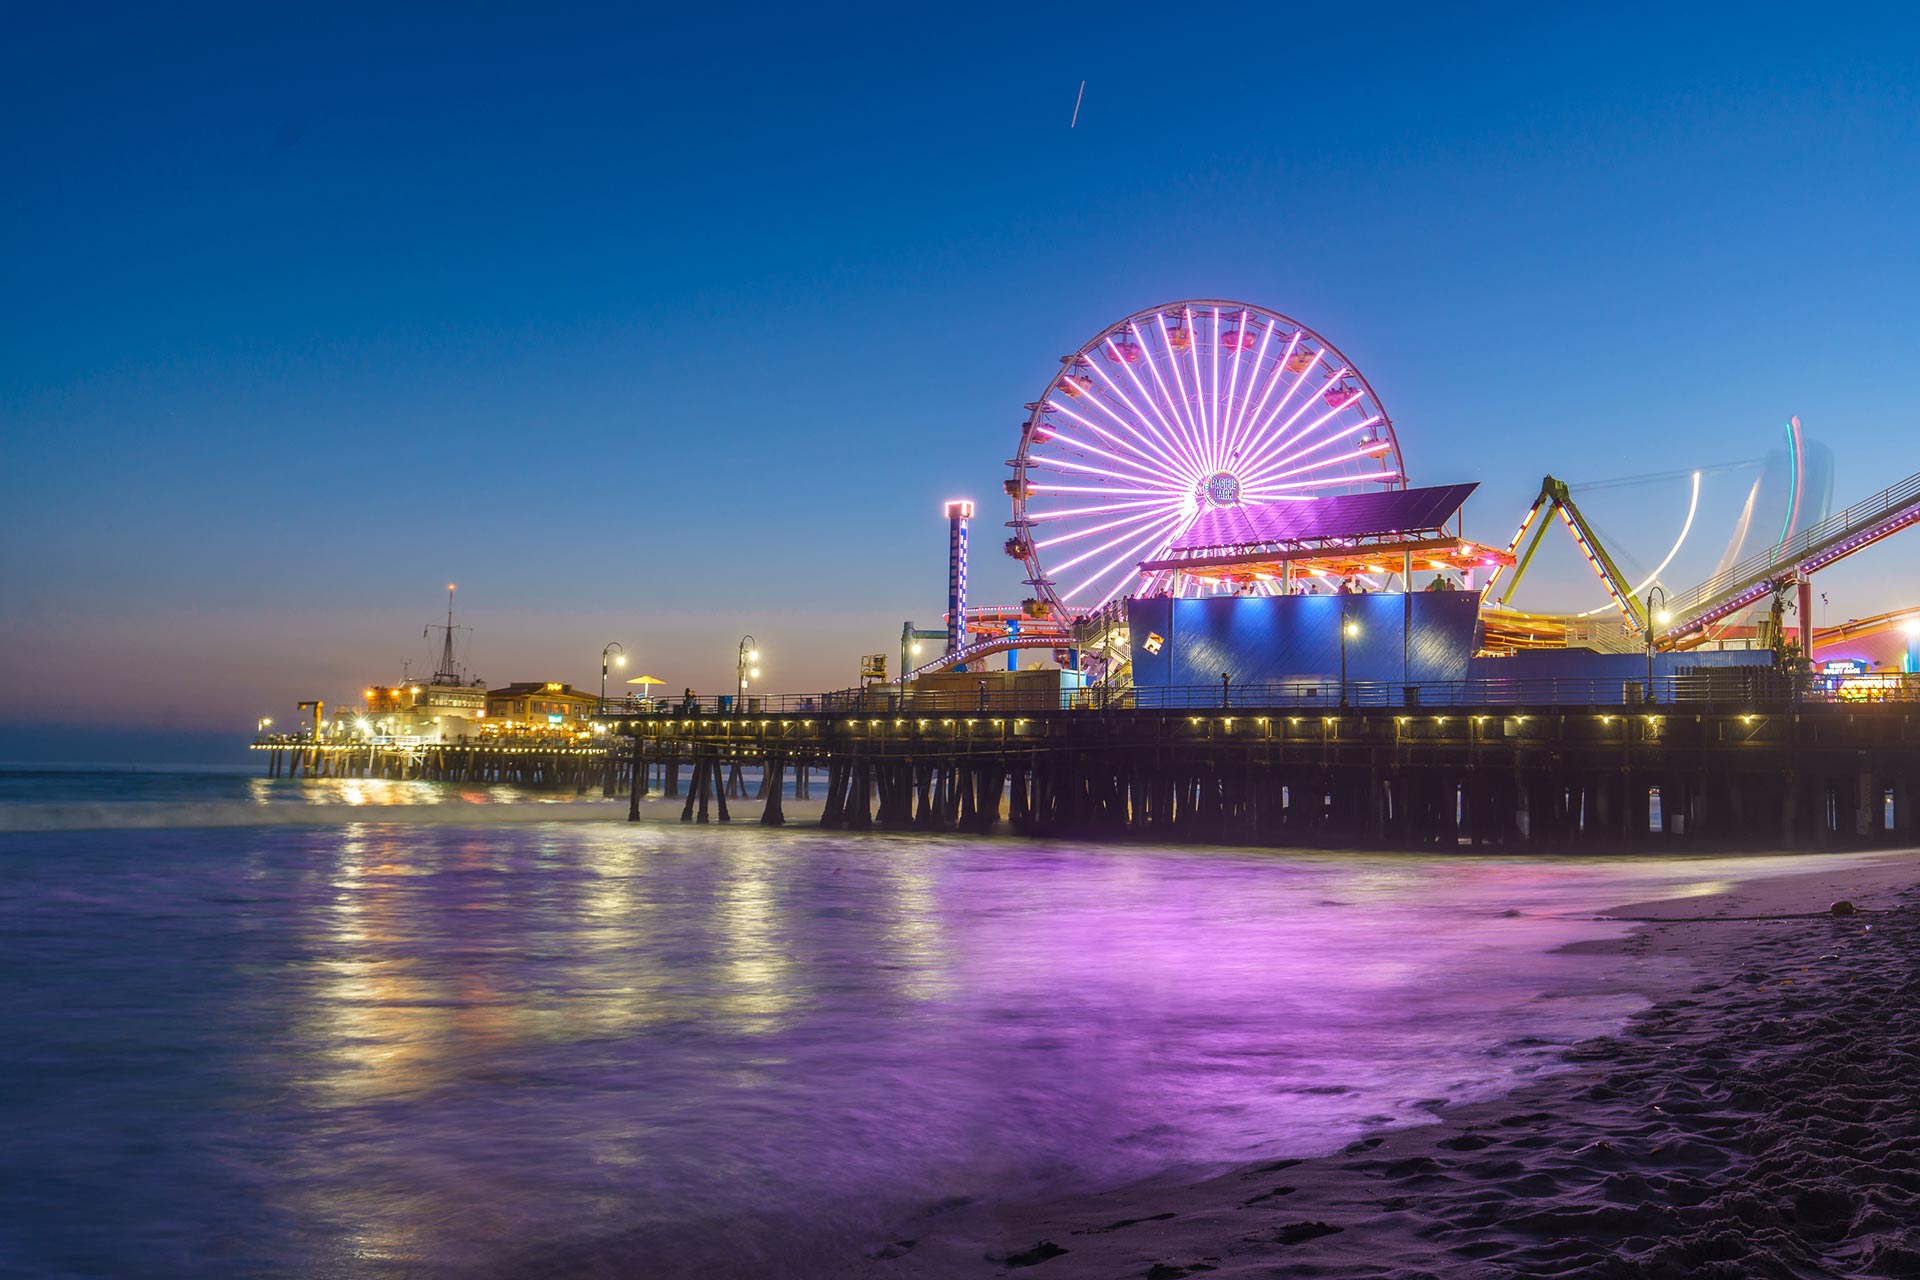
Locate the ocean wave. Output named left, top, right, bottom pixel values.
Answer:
left=2, top=797, right=641, bottom=832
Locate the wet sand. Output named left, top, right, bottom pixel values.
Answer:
left=852, top=852, right=1920, bottom=1279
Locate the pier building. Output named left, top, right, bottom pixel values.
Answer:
left=486, top=681, right=600, bottom=730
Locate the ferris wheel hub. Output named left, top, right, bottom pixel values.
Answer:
left=1201, top=471, right=1242, bottom=507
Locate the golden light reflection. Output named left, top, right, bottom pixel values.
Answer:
left=875, top=857, right=952, bottom=1003
left=711, top=842, right=796, bottom=1029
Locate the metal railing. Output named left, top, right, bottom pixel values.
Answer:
left=1662, top=467, right=1920, bottom=630
left=593, top=672, right=1920, bottom=718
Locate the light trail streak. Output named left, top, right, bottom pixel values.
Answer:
left=1573, top=471, right=1702, bottom=617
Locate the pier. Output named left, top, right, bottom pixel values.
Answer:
left=608, top=678, right=1920, bottom=849
left=254, top=737, right=631, bottom=794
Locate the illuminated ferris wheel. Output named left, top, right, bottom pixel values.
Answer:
left=1005, top=300, right=1405, bottom=617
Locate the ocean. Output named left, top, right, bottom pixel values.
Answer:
left=0, top=765, right=1850, bottom=1277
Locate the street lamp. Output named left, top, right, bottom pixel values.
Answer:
left=736, top=634, right=760, bottom=714
left=1340, top=615, right=1359, bottom=707
left=601, top=641, right=626, bottom=713
left=1644, top=586, right=1669, bottom=704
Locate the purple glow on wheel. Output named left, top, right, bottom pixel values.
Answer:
left=1010, top=300, right=1402, bottom=615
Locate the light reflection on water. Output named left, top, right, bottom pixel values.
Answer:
left=0, top=806, right=1875, bottom=1279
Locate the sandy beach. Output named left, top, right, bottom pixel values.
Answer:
left=852, top=851, right=1920, bottom=1279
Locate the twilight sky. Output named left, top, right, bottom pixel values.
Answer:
left=5, top=4, right=1920, bottom=760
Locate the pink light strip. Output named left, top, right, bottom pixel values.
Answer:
left=1036, top=504, right=1179, bottom=550
left=1113, top=321, right=1205, bottom=477
left=1044, top=502, right=1190, bottom=579
left=1238, top=414, right=1382, bottom=487
left=1023, top=450, right=1188, bottom=492
left=1219, top=326, right=1300, bottom=470
left=1062, top=507, right=1198, bottom=603
left=1208, top=306, right=1223, bottom=470
left=1074, top=347, right=1204, bottom=480
left=1184, top=306, right=1209, bottom=471
left=1235, top=381, right=1361, bottom=481
left=1244, top=470, right=1402, bottom=495
left=1023, top=496, right=1176, bottom=522
left=1027, top=482, right=1171, bottom=497
left=1231, top=355, right=1342, bottom=480
left=1034, top=399, right=1192, bottom=486
left=1243, top=442, right=1383, bottom=494
left=1155, top=312, right=1206, bottom=468
left=1218, top=312, right=1268, bottom=467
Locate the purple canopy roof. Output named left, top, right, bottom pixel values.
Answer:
left=1170, top=482, right=1479, bottom=553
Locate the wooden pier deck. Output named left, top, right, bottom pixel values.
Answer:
left=253, top=679, right=1920, bottom=850
left=609, top=695, right=1920, bottom=849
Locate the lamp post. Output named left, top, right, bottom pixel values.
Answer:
left=736, top=635, right=760, bottom=714
left=1340, top=615, right=1359, bottom=707
left=600, top=642, right=626, bottom=714
left=1644, top=586, right=1669, bottom=704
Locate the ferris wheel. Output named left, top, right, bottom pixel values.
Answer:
left=1005, top=300, right=1404, bottom=618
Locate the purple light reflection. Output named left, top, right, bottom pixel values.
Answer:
left=20, top=816, right=1857, bottom=1274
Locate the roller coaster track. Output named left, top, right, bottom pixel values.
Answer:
left=906, top=632, right=1070, bottom=679
left=1659, top=467, right=1920, bottom=648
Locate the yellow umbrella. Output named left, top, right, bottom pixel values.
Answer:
left=622, top=675, right=667, bottom=708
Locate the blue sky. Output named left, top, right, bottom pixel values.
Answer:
left=5, top=4, right=1920, bottom=755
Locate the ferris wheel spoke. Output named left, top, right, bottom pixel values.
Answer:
left=1248, top=468, right=1403, bottom=496
left=1089, top=510, right=1201, bottom=609
left=1218, top=310, right=1262, bottom=466
left=1035, top=504, right=1178, bottom=550
left=1220, top=324, right=1294, bottom=467
left=1047, top=506, right=1184, bottom=576
left=1108, top=328, right=1205, bottom=478
left=1141, top=315, right=1208, bottom=474
left=1033, top=401, right=1191, bottom=483
left=1244, top=433, right=1385, bottom=493
left=1058, top=508, right=1197, bottom=603
left=1236, top=367, right=1354, bottom=478
left=1155, top=312, right=1207, bottom=468
left=1183, top=307, right=1211, bottom=469
left=1024, top=496, right=1178, bottom=523
left=1238, top=393, right=1370, bottom=484
left=1205, top=306, right=1224, bottom=470
left=1071, top=359, right=1202, bottom=480
left=1240, top=410, right=1382, bottom=487
left=1026, top=448, right=1186, bottom=492
left=1029, top=482, right=1176, bottom=497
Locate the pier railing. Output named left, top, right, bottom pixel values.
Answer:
left=594, top=671, right=1920, bottom=718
